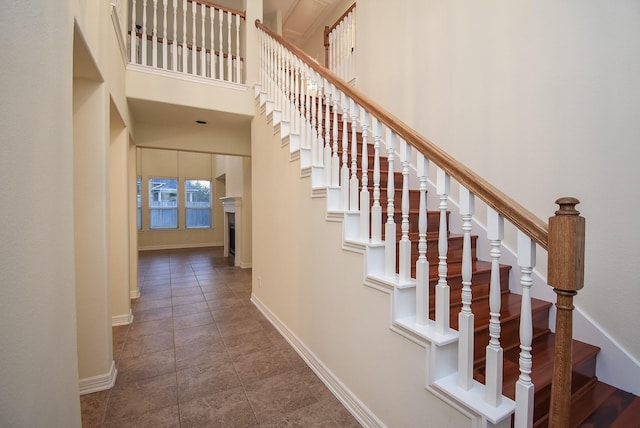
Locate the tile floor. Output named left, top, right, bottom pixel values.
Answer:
left=80, top=247, right=361, bottom=427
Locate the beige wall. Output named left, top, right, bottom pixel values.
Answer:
left=134, top=118, right=251, bottom=156
left=73, top=77, right=114, bottom=383
left=251, top=108, right=468, bottom=427
left=353, top=1, right=640, bottom=363
left=0, top=1, right=82, bottom=425
left=138, top=148, right=224, bottom=250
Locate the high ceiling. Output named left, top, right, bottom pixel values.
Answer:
left=215, top=0, right=344, bottom=46
left=264, top=0, right=343, bottom=45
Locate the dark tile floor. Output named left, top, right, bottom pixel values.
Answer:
left=80, top=247, right=361, bottom=427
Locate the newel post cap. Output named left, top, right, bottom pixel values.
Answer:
left=548, top=197, right=585, bottom=291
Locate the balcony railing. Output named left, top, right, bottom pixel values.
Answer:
left=129, top=0, right=245, bottom=84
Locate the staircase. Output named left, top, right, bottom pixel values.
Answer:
left=253, top=20, right=640, bottom=428
left=332, top=116, right=639, bottom=427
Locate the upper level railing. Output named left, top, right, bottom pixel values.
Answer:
left=129, top=0, right=245, bottom=84
left=256, top=18, right=585, bottom=427
left=323, top=3, right=356, bottom=84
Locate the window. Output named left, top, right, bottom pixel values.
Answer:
left=149, top=178, right=178, bottom=229
left=136, top=177, right=142, bottom=230
left=185, top=179, right=211, bottom=228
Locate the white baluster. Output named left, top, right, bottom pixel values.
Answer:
left=515, top=232, right=536, bottom=428
left=302, top=68, right=310, bottom=149
left=316, top=75, right=324, bottom=169
left=399, top=139, right=411, bottom=282
left=208, top=5, right=214, bottom=77
left=200, top=4, right=206, bottom=76
left=485, top=207, right=504, bottom=406
left=371, top=117, right=382, bottom=243
left=384, top=129, right=397, bottom=277
left=341, top=93, right=350, bottom=210
left=415, top=153, right=429, bottom=325
left=181, top=0, right=187, bottom=73
left=226, top=11, right=232, bottom=82
left=171, top=0, right=177, bottom=71
left=350, top=11, right=356, bottom=82
left=293, top=61, right=300, bottom=135
left=130, top=0, right=138, bottom=63
left=235, top=13, right=241, bottom=83
left=284, top=52, right=291, bottom=124
left=311, top=74, right=318, bottom=164
left=141, top=0, right=148, bottom=65
left=329, top=30, right=335, bottom=73
left=359, top=110, right=370, bottom=241
left=349, top=99, right=359, bottom=211
left=331, top=85, right=339, bottom=186
left=435, top=168, right=450, bottom=335
left=152, top=0, right=158, bottom=68
left=324, top=79, right=332, bottom=186
left=458, top=186, right=475, bottom=390
left=338, top=21, right=343, bottom=79
left=162, top=0, right=168, bottom=69
left=275, top=44, right=281, bottom=114
left=347, top=11, right=353, bottom=81
left=218, top=8, right=223, bottom=80
left=191, top=1, right=197, bottom=74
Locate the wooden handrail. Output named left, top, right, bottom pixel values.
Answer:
left=324, top=2, right=356, bottom=66
left=257, top=19, right=549, bottom=249
left=130, top=31, right=244, bottom=61
left=186, top=0, right=245, bottom=19
left=325, top=2, right=356, bottom=39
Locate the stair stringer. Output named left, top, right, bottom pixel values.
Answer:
left=254, top=88, right=515, bottom=427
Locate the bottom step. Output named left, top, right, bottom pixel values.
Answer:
left=533, top=380, right=639, bottom=428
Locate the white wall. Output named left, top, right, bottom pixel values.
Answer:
left=251, top=108, right=469, bottom=427
left=351, top=0, right=640, bottom=365
left=0, top=0, right=82, bottom=426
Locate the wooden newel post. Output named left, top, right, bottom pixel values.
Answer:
left=547, top=197, right=585, bottom=427
left=323, top=25, right=330, bottom=67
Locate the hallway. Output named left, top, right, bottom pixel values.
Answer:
left=80, top=247, right=360, bottom=427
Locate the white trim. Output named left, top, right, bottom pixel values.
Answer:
left=112, top=309, right=134, bottom=326
left=127, top=63, right=249, bottom=90
left=138, top=242, right=223, bottom=251
left=79, top=360, right=117, bottom=395
left=251, top=295, right=385, bottom=428
left=130, top=289, right=140, bottom=299
left=574, top=308, right=640, bottom=395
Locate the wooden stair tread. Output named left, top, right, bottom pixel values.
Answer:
left=499, top=333, right=600, bottom=398
left=610, top=395, right=640, bottom=428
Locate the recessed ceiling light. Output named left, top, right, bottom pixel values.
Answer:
left=196, top=120, right=207, bottom=124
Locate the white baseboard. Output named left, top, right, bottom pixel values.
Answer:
left=251, top=294, right=385, bottom=428
left=138, top=242, right=223, bottom=251
left=130, top=288, right=140, bottom=299
left=112, top=309, right=133, bottom=326
left=79, top=360, right=117, bottom=395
